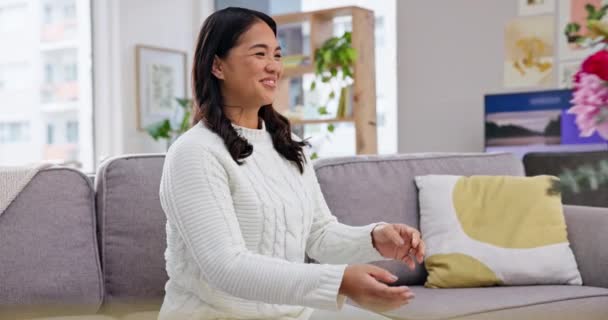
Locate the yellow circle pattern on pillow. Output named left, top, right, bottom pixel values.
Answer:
left=452, top=175, right=567, bottom=248
left=425, top=253, right=503, bottom=288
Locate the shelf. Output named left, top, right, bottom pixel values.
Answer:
left=282, top=64, right=314, bottom=78
left=273, top=6, right=362, bottom=25
left=289, top=117, right=354, bottom=125
left=273, top=6, right=377, bottom=154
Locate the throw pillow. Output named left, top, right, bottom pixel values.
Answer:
left=414, top=175, right=582, bottom=288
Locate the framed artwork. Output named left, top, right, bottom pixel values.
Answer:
left=135, top=45, right=187, bottom=131
left=558, top=0, right=607, bottom=60
left=518, top=0, right=556, bottom=15
left=504, top=16, right=555, bottom=88
left=558, top=60, right=582, bottom=88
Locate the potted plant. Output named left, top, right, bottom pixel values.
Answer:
left=146, top=97, right=192, bottom=150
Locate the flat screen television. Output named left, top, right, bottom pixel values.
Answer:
left=485, top=89, right=608, bottom=158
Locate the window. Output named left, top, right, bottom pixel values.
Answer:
left=47, top=123, right=54, bottom=144
left=63, top=3, right=75, bottom=19
left=64, top=63, right=77, bottom=81
left=66, top=121, right=78, bottom=143
left=0, top=122, right=30, bottom=143
left=0, top=0, right=93, bottom=170
left=0, top=4, right=27, bottom=33
left=0, top=63, right=29, bottom=91
left=45, top=64, right=54, bottom=83
left=43, top=4, right=53, bottom=24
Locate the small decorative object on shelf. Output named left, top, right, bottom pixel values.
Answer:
left=146, top=97, right=192, bottom=150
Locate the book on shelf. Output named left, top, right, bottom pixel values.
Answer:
left=336, top=85, right=353, bottom=118
left=282, top=55, right=311, bottom=68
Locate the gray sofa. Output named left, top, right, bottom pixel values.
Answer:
left=1, top=153, right=607, bottom=320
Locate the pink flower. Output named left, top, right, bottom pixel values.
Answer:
left=568, top=71, right=608, bottom=139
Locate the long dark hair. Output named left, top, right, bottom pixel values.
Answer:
left=191, top=7, right=309, bottom=173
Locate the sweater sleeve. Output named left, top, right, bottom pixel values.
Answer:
left=304, top=161, right=388, bottom=265
left=159, top=142, right=346, bottom=311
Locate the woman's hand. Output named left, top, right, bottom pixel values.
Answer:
left=371, top=224, right=426, bottom=270
left=339, top=264, right=414, bottom=312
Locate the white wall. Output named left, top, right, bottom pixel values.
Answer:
left=396, top=0, right=520, bottom=153
left=93, top=0, right=213, bottom=165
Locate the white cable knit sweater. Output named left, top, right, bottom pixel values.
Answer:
left=158, top=119, right=385, bottom=320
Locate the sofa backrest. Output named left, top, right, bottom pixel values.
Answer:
left=93, top=152, right=524, bottom=303
left=95, top=154, right=167, bottom=314
left=0, top=168, right=104, bottom=318
left=313, top=153, right=525, bottom=285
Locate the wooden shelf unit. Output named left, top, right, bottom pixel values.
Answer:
left=273, top=6, right=378, bottom=155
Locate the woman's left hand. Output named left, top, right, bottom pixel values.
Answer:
left=371, top=224, right=426, bottom=270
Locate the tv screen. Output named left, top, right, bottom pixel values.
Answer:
left=485, top=89, right=608, bottom=158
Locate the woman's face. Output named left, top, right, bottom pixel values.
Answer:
left=213, top=21, right=283, bottom=108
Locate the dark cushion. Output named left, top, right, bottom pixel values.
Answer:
left=523, top=151, right=608, bottom=207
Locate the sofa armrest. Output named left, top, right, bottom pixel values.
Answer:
left=564, top=205, right=608, bottom=288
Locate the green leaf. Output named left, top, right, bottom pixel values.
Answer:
left=327, top=123, right=335, bottom=132
left=565, top=22, right=581, bottom=34
left=343, top=67, right=353, bottom=79
left=330, top=67, right=338, bottom=77
left=146, top=120, right=172, bottom=141
left=311, top=152, right=319, bottom=160
left=318, top=106, right=329, bottom=115
left=180, top=111, right=191, bottom=132
left=323, top=50, right=332, bottom=63
left=175, top=97, right=191, bottom=109
left=345, top=47, right=357, bottom=62
left=329, top=91, right=335, bottom=99
left=586, top=3, right=597, bottom=17
left=310, top=81, right=316, bottom=91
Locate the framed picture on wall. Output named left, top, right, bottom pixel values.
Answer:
left=135, top=45, right=187, bottom=131
left=504, top=16, right=555, bottom=88
left=558, top=0, right=607, bottom=60
left=518, top=0, right=556, bottom=16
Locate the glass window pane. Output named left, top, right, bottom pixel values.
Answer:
left=0, top=0, right=93, bottom=171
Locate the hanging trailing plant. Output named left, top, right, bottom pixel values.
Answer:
left=309, top=31, right=356, bottom=126
left=308, top=31, right=357, bottom=159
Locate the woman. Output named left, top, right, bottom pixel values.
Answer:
left=158, top=7, right=425, bottom=320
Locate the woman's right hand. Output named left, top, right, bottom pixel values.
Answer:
left=339, top=264, right=414, bottom=313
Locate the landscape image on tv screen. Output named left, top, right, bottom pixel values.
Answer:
left=485, top=89, right=607, bottom=158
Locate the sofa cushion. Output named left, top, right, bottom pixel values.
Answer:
left=382, top=285, right=608, bottom=320
left=95, top=154, right=167, bottom=313
left=0, top=168, right=104, bottom=316
left=313, top=153, right=524, bottom=285
left=119, top=311, right=159, bottom=320
left=27, top=316, right=117, bottom=320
